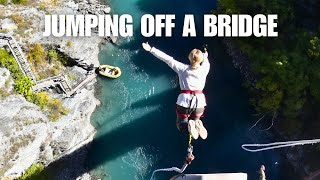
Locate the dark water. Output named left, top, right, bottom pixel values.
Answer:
left=87, top=0, right=294, bottom=179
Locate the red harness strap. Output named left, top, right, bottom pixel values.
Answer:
left=180, top=90, right=203, bottom=94
left=176, top=108, right=205, bottom=118
left=177, top=90, right=204, bottom=118
left=176, top=110, right=190, bottom=118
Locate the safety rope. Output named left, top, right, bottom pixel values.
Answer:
left=186, top=93, right=199, bottom=118
left=149, top=167, right=186, bottom=180
left=188, top=134, right=192, bottom=146
left=149, top=135, right=194, bottom=180
left=150, top=45, right=208, bottom=180
left=242, top=139, right=320, bottom=152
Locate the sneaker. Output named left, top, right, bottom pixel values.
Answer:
left=195, top=120, right=208, bottom=139
left=188, top=120, right=199, bottom=140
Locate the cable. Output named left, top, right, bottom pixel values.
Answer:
left=242, top=139, right=320, bottom=152
left=149, top=166, right=188, bottom=180
left=150, top=46, right=208, bottom=179
left=149, top=145, right=193, bottom=180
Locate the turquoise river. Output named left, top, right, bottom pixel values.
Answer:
left=86, top=0, right=296, bottom=179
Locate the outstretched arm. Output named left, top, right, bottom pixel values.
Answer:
left=142, top=42, right=187, bottom=73
left=201, top=51, right=210, bottom=74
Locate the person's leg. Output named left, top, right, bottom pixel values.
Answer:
left=191, top=107, right=208, bottom=139
left=190, top=107, right=205, bottom=120
left=176, top=105, right=199, bottom=139
left=176, top=105, right=189, bottom=134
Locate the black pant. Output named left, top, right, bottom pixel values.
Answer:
left=176, top=105, right=205, bottom=134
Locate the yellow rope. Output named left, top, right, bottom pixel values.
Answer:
left=188, top=134, right=192, bottom=145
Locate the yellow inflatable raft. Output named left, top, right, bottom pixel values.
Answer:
left=98, top=65, right=121, bottom=78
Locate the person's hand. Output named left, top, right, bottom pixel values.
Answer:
left=185, top=153, right=195, bottom=164
left=142, top=42, right=152, bottom=52
left=203, top=51, right=208, bottom=58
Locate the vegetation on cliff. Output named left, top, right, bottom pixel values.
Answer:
left=0, top=48, right=68, bottom=120
left=218, top=0, right=320, bottom=134
left=17, top=163, right=46, bottom=180
left=27, top=43, right=69, bottom=80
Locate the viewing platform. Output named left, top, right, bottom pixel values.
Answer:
left=0, top=33, right=97, bottom=97
left=171, top=173, right=248, bottom=180
left=32, top=73, right=97, bottom=97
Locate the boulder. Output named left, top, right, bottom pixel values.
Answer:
left=0, top=18, right=17, bottom=31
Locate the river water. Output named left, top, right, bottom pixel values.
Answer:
left=87, top=0, right=294, bottom=179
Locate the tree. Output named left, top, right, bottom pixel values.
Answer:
left=218, top=0, right=320, bottom=133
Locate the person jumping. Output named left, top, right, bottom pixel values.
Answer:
left=142, top=42, right=211, bottom=140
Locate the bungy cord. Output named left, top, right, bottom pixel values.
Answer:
left=242, top=139, right=320, bottom=152
left=149, top=135, right=193, bottom=180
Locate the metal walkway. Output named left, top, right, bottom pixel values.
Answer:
left=66, top=73, right=97, bottom=97
left=0, top=33, right=36, bottom=82
left=32, top=74, right=72, bottom=95
left=32, top=73, right=97, bottom=97
left=0, top=33, right=97, bottom=97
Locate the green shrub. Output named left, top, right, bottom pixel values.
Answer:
left=18, top=163, right=46, bottom=180
left=47, top=98, right=69, bottom=121
left=14, top=76, right=34, bottom=101
left=67, top=73, right=76, bottom=81
left=30, top=47, right=66, bottom=78
left=38, top=2, right=46, bottom=11
left=0, top=49, right=34, bottom=100
left=0, top=49, right=23, bottom=79
left=0, top=88, right=9, bottom=98
left=31, top=92, right=49, bottom=109
left=31, top=91, right=69, bottom=121
left=0, top=0, right=8, bottom=5
left=0, top=49, right=68, bottom=120
left=9, top=14, right=29, bottom=30
left=47, top=48, right=69, bottom=66
left=47, top=49, right=59, bottom=63
left=51, top=0, right=59, bottom=6
left=5, top=78, right=10, bottom=86
left=28, top=43, right=46, bottom=68
left=12, top=0, right=28, bottom=5
left=66, top=41, right=73, bottom=47
left=10, top=14, right=24, bottom=24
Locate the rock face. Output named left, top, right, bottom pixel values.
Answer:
left=0, top=0, right=109, bottom=178
left=27, top=0, right=112, bottom=68
left=0, top=86, right=99, bottom=178
left=0, top=95, right=48, bottom=177
left=0, top=68, right=14, bottom=93
left=77, top=0, right=111, bottom=15
left=0, top=18, right=17, bottom=31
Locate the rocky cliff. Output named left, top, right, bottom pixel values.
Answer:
left=0, top=0, right=112, bottom=178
